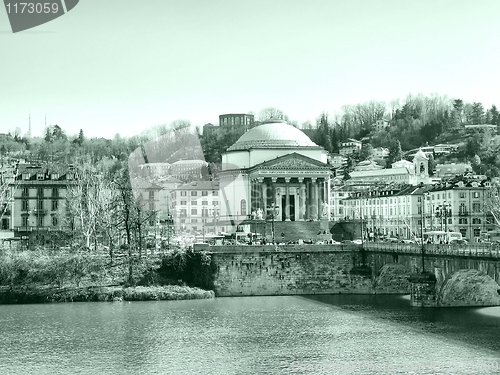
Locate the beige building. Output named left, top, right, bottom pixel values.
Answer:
left=169, top=181, right=220, bottom=234
left=340, top=180, right=494, bottom=242
left=9, top=165, right=77, bottom=243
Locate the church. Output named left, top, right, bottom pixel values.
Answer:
left=217, top=121, right=332, bottom=232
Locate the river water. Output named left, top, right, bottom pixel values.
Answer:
left=1, top=295, right=499, bottom=374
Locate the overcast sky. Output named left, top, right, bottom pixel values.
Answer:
left=1, top=0, right=499, bottom=139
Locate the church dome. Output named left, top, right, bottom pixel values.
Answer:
left=227, top=121, right=319, bottom=151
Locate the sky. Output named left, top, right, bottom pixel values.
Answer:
left=1, top=0, right=499, bottom=139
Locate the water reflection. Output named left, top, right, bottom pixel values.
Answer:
left=0, top=296, right=499, bottom=375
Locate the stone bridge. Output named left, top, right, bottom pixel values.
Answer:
left=198, top=242, right=500, bottom=307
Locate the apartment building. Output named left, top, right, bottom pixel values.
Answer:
left=169, top=181, right=221, bottom=234
left=9, top=164, right=77, bottom=243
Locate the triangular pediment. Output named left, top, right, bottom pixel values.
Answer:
left=252, top=153, right=329, bottom=171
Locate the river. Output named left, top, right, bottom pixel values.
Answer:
left=1, top=295, right=499, bottom=374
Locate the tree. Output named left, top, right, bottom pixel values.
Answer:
left=490, top=104, right=499, bottom=126
left=471, top=154, right=482, bottom=174
left=359, top=143, right=374, bottom=161
left=65, top=164, right=111, bottom=249
left=427, top=153, right=436, bottom=176
left=258, top=107, right=288, bottom=122
left=314, top=113, right=332, bottom=152
left=387, top=140, right=403, bottom=167
left=471, top=102, right=485, bottom=124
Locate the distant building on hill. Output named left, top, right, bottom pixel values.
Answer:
left=171, top=159, right=208, bottom=180
left=436, top=163, right=473, bottom=179
left=371, top=147, right=389, bottom=158
left=372, top=119, right=390, bottom=132
left=219, top=113, right=255, bottom=132
left=339, top=138, right=362, bottom=156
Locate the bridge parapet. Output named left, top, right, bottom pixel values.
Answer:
left=195, top=243, right=361, bottom=253
left=364, top=242, right=500, bottom=259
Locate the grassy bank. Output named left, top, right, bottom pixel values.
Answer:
left=0, top=247, right=217, bottom=304
left=0, top=285, right=214, bottom=304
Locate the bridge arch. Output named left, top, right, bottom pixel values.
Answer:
left=374, top=263, right=410, bottom=294
left=439, top=269, right=500, bottom=307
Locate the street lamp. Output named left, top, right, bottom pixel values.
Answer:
left=420, top=192, right=429, bottom=272
left=270, top=201, right=278, bottom=244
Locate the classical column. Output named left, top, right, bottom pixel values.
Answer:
left=250, top=179, right=254, bottom=211
left=307, top=178, right=312, bottom=219
left=285, top=177, right=291, bottom=221
left=271, top=177, right=277, bottom=207
left=260, top=178, right=267, bottom=213
left=312, top=177, right=319, bottom=220
left=317, top=178, right=324, bottom=220
left=299, top=178, right=306, bottom=221
left=326, top=177, right=331, bottom=220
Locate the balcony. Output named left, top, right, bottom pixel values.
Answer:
left=458, top=210, right=468, bottom=216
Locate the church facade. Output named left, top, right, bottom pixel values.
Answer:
left=218, top=121, right=331, bottom=227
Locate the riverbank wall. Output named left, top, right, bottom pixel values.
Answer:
left=209, top=245, right=374, bottom=296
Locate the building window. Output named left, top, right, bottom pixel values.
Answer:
left=22, top=187, right=29, bottom=197
left=52, top=188, right=59, bottom=197
left=472, top=218, right=481, bottom=224
left=52, top=216, right=58, bottom=226
left=52, top=200, right=58, bottom=210
left=149, top=191, right=154, bottom=200
left=202, top=191, right=208, bottom=196
left=459, top=218, right=468, bottom=224
left=191, top=219, right=198, bottom=223
left=191, top=191, right=197, bottom=196
left=191, top=209, right=197, bottom=215
left=22, top=200, right=28, bottom=211
left=213, top=191, right=218, bottom=196
left=213, top=201, right=219, bottom=206
left=149, top=202, right=155, bottom=211
left=473, top=228, right=481, bottom=237
left=191, top=201, right=197, bottom=205
left=180, top=209, right=187, bottom=217
left=180, top=201, right=186, bottom=205
left=181, top=191, right=187, bottom=196
left=38, top=200, right=43, bottom=210
left=472, top=192, right=480, bottom=198
left=472, top=203, right=481, bottom=212
left=22, top=216, right=28, bottom=227
left=241, top=199, right=247, bottom=216
left=37, top=188, right=44, bottom=197
left=202, top=208, right=208, bottom=217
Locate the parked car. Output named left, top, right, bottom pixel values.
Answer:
left=352, top=239, right=363, bottom=245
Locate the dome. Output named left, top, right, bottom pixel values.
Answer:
left=227, top=121, right=319, bottom=151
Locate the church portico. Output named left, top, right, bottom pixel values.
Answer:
left=248, top=174, right=329, bottom=222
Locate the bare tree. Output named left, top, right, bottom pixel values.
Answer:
left=258, top=107, right=288, bottom=122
